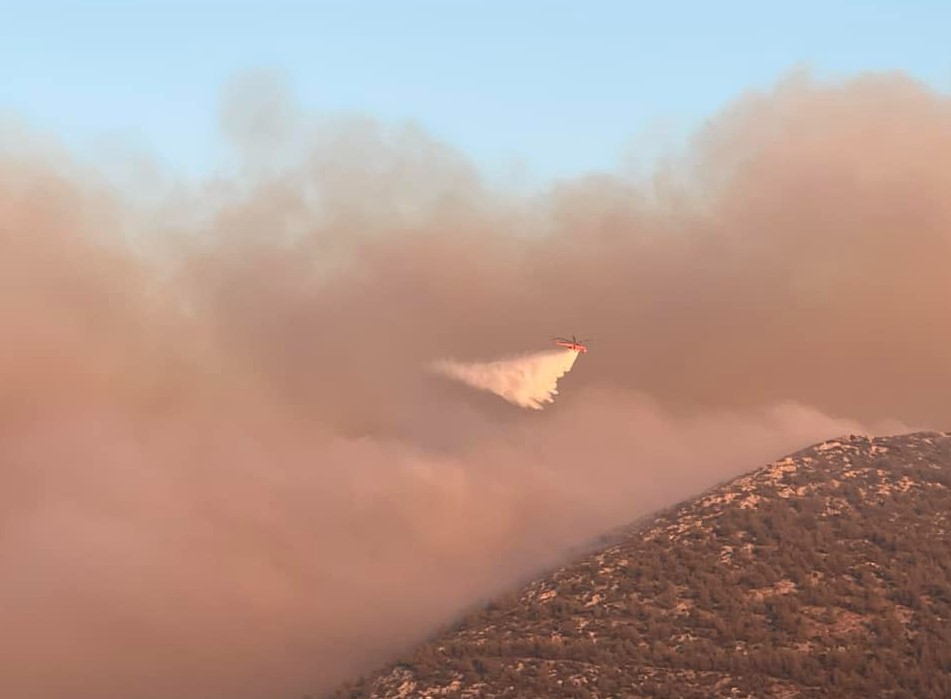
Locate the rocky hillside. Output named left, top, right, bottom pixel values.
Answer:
left=330, top=431, right=951, bottom=699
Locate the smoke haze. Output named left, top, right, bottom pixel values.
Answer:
left=0, top=70, right=947, bottom=697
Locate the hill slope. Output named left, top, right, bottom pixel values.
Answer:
left=331, top=431, right=951, bottom=699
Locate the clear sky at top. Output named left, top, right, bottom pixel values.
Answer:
left=3, top=0, right=949, bottom=184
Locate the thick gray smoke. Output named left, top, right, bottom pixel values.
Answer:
left=0, top=70, right=943, bottom=698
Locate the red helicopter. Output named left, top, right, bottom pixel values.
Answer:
left=553, top=335, right=589, bottom=354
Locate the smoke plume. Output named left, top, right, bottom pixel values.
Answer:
left=0, top=70, right=946, bottom=698
left=432, top=348, right=580, bottom=409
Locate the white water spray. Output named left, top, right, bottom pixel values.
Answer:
left=432, top=348, right=580, bottom=409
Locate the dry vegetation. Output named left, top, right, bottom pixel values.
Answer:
left=329, top=431, right=951, bottom=698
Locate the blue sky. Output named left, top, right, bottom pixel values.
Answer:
left=3, top=0, right=950, bottom=184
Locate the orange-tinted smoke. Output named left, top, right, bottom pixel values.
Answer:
left=0, top=71, right=944, bottom=697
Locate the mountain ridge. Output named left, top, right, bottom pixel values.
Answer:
left=331, top=430, right=951, bottom=699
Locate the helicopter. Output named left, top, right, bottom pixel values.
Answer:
left=553, top=335, right=589, bottom=354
